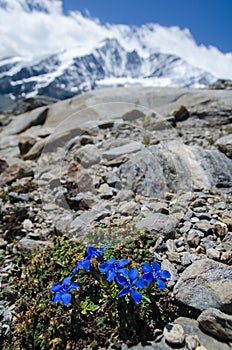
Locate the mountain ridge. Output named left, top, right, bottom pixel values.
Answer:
left=0, top=38, right=215, bottom=104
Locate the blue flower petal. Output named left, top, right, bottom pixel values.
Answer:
left=62, top=276, right=72, bottom=287
left=142, top=272, right=154, bottom=283
left=128, top=268, right=139, bottom=282
left=152, top=261, right=161, bottom=272
left=108, top=257, right=116, bottom=265
left=86, top=246, right=95, bottom=256
left=135, top=278, right=147, bottom=289
left=67, top=282, right=78, bottom=291
left=159, top=270, right=171, bottom=280
left=107, top=270, right=116, bottom=282
left=98, top=262, right=110, bottom=274
left=117, top=258, right=129, bottom=268
left=61, top=292, right=72, bottom=306
left=51, top=282, right=61, bottom=292
left=98, top=244, right=110, bottom=254
left=131, top=289, right=142, bottom=304
left=117, top=287, right=130, bottom=298
left=141, top=262, right=152, bottom=273
left=156, top=278, right=166, bottom=290
left=82, top=259, right=91, bottom=271
left=52, top=293, right=62, bottom=304
left=116, top=275, right=129, bottom=286
left=117, top=267, right=128, bottom=276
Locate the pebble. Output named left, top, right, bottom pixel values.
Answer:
left=213, top=222, right=228, bottom=238
left=187, top=229, right=202, bottom=247
left=0, top=239, right=8, bottom=249
left=163, top=323, right=185, bottom=346
left=22, top=219, right=33, bottom=230
left=185, top=335, right=200, bottom=350
left=221, top=251, right=232, bottom=265
left=206, top=248, right=220, bottom=260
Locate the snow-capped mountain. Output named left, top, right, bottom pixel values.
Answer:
left=0, top=0, right=231, bottom=104
left=0, top=38, right=215, bottom=101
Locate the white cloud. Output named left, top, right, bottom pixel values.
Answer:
left=0, top=0, right=232, bottom=79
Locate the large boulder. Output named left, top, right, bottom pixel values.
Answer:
left=174, top=259, right=232, bottom=313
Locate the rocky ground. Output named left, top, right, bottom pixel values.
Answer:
left=0, top=86, right=232, bottom=349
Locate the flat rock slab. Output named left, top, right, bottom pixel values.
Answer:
left=198, top=308, right=232, bottom=342
left=103, top=141, right=144, bottom=160
left=136, top=213, right=179, bottom=238
left=175, top=317, right=231, bottom=350
left=174, top=258, right=232, bottom=313
left=216, top=134, right=232, bottom=158
left=6, top=106, right=48, bottom=135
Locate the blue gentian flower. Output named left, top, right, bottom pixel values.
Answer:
left=51, top=276, right=78, bottom=306
left=141, top=261, right=171, bottom=290
left=86, top=245, right=108, bottom=263
left=116, top=268, right=147, bottom=304
left=73, top=245, right=109, bottom=274
left=99, top=257, right=129, bottom=282
left=73, top=258, right=91, bottom=273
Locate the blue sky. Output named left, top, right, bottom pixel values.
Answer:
left=63, top=0, right=232, bottom=53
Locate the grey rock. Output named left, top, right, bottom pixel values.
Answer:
left=174, top=258, right=232, bottom=313
left=23, top=138, right=46, bottom=160
left=175, top=317, right=231, bottom=350
left=136, top=213, right=179, bottom=238
left=166, top=239, right=176, bottom=252
left=216, top=134, right=232, bottom=158
left=8, top=192, right=28, bottom=202
left=106, top=173, right=121, bottom=189
left=0, top=159, right=8, bottom=173
left=97, top=120, right=115, bottom=129
left=6, top=106, right=48, bottom=135
left=179, top=221, right=192, bottom=234
left=75, top=170, right=94, bottom=193
left=122, top=340, right=172, bottom=350
left=191, top=198, right=206, bottom=208
left=185, top=335, right=200, bottom=350
left=103, top=141, right=144, bottom=160
left=166, top=252, right=181, bottom=263
left=70, top=207, right=111, bottom=234
left=18, top=136, right=37, bottom=155
left=118, top=200, right=139, bottom=215
left=114, top=189, right=134, bottom=202
left=22, top=219, right=33, bottom=231
left=121, top=109, right=146, bottom=121
left=198, top=308, right=232, bottom=342
left=193, top=221, right=212, bottom=234
left=98, top=183, right=114, bottom=199
left=73, top=192, right=96, bottom=210
left=206, top=248, right=221, bottom=260
left=173, top=105, right=190, bottom=122
left=180, top=251, right=192, bottom=266
left=12, top=96, right=58, bottom=115
left=214, top=201, right=228, bottom=210
left=75, top=144, right=101, bottom=168
left=201, top=237, right=216, bottom=250
left=0, top=238, right=7, bottom=249
left=163, top=323, right=185, bottom=346
left=15, top=238, right=53, bottom=253
left=221, top=251, right=232, bottom=265
left=213, top=222, right=228, bottom=238
left=186, top=229, right=202, bottom=247
left=0, top=162, right=34, bottom=185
